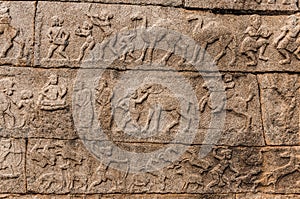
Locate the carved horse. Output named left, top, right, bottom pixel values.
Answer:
left=187, top=15, right=236, bottom=65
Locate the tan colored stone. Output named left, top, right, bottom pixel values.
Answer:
left=0, top=67, right=77, bottom=139
left=258, top=74, right=300, bottom=145
left=0, top=1, right=34, bottom=67
left=0, top=138, right=26, bottom=193
left=185, top=0, right=299, bottom=11
left=237, top=193, right=300, bottom=199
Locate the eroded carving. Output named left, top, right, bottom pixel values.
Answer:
left=240, top=15, right=271, bottom=66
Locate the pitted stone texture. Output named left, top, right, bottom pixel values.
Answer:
left=0, top=67, right=76, bottom=139
left=0, top=138, right=26, bottom=193
left=59, top=0, right=183, bottom=6
left=258, top=74, right=300, bottom=145
left=0, top=1, right=34, bottom=66
left=27, top=138, right=286, bottom=194
left=0, top=194, right=236, bottom=199
left=35, top=2, right=300, bottom=72
left=237, top=193, right=300, bottom=198
left=185, top=0, right=299, bottom=11
left=85, top=70, right=264, bottom=146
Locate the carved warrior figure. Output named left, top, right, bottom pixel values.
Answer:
left=75, top=21, right=95, bottom=62
left=86, top=9, right=114, bottom=60
left=206, top=147, right=239, bottom=190
left=46, top=16, right=70, bottom=60
left=240, top=14, right=271, bottom=66
left=274, top=14, right=300, bottom=64
left=0, top=3, right=24, bottom=59
left=38, top=74, right=67, bottom=111
left=187, top=15, right=236, bottom=65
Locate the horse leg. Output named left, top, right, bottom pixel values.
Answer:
left=214, top=36, right=232, bottom=64
left=199, top=43, right=208, bottom=62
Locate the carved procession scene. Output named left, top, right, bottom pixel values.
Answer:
left=0, top=0, right=300, bottom=199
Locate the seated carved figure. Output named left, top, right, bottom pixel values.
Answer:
left=38, top=74, right=67, bottom=110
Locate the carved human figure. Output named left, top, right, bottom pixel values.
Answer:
left=75, top=20, right=95, bottom=62
left=75, top=82, right=93, bottom=128
left=0, top=139, right=22, bottom=178
left=200, top=74, right=255, bottom=133
left=274, top=14, right=300, bottom=64
left=38, top=74, right=67, bottom=110
left=46, top=16, right=70, bottom=60
left=87, top=10, right=114, bottom=60
left=240, top=15, right=271, bottom=66
left=0, top=3, right=24, bottom=59
left=0, top=78, right=16, bottom=128
left=206, top=147, right=239, bottom=190
left=17, top=90, right=35, bottom=128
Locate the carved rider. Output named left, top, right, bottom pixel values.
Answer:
left=38, top=74, right=67, bottom=110
left=75, top=20, right=95, bottom=62
left=46, top=16, right=70, bottom=60
left=274, top=14, right=300, bottom=64
left=240, top=14, right=271, bottom=66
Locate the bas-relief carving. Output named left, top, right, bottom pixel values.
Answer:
left=27, top=138, right=300, bottom=194
left=259, top=74, right=300, bottom=145
left=0, top=2, right=33, bottom=66
left=34, top=2, right=300, bottom=72
left=0, top=138, right=25, bottom=193
left=185, top=0, right=299, bottom=10
left=0, top=69, right=76, bottom=139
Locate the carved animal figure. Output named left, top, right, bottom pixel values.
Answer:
left=253, top=149, right=299, bottom=190
left=187, top=15, right=236, bottom=65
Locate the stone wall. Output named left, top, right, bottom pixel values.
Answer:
left=0, top=0, right=300, bottom=198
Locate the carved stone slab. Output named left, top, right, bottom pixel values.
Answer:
left=34, top=2, right=300, bottom=72
left=0, top=67, right=76, bottom=139
left=0, top=194, right=236, bottom=199
left=0, top=1, right=34, bottom=67
left=185, top=0, right=299, bottom=11
left=27, top=138, right=300, bottom=194
left=258, top=74, right=300, bottom=145
left=0, top=138, right=25, bottom=193
left=237, top=193, right=300, bottom=198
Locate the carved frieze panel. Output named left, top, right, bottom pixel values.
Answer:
left=258, top=74, right=300, bottom=145
left=0, top=67, right=76, bottom=139
left=0, top=138, right=25, bottom=193
left=185, top=0, right=299, bottom=11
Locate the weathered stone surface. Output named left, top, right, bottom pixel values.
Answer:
left=258, top=73, right=300, bottom=145
left=27, top=138, right=299, bottom=194
left=59, top=0, right=183, bottom=6
left=185, top=0, right=299, bottom=11
left=33, top=2, right=300, bottom=72
left=0, top=138, right=26, bottom=193
left=0, top=0, right=300, bottom=198
left=237, top=193, right=300, bottom=198
left=0, top=1, right=34, bottom=67
left=0, top=67, right=76, bottom=139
